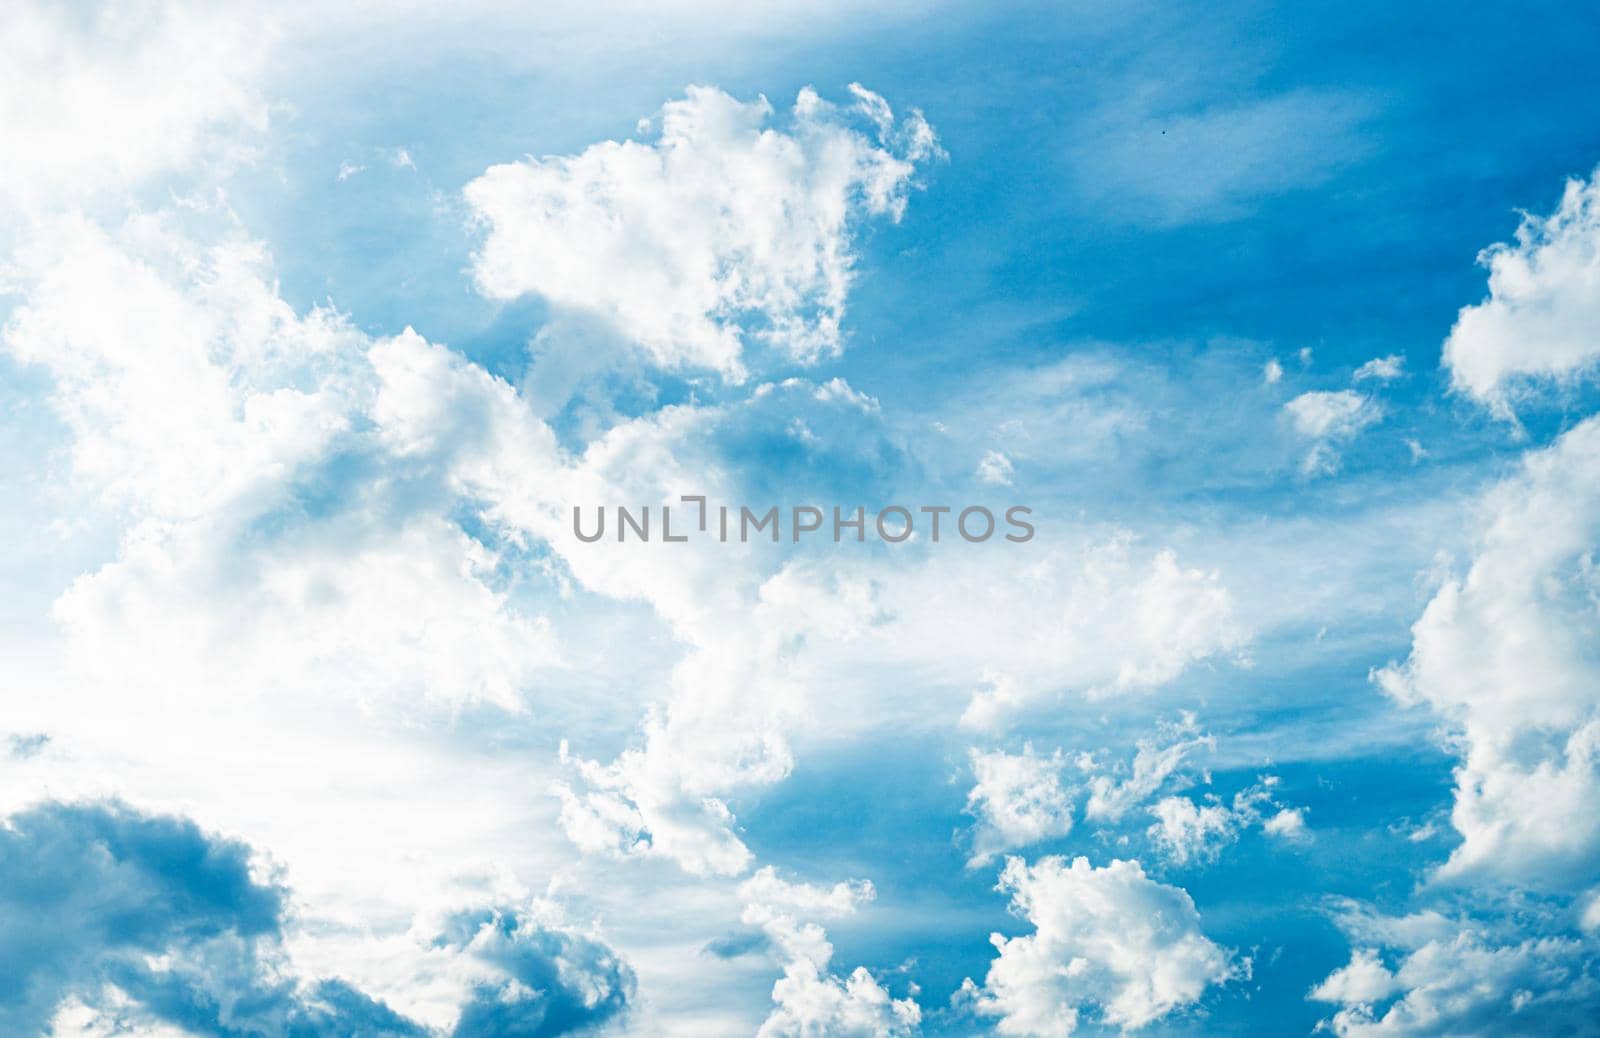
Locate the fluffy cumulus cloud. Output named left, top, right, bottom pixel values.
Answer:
left=965, top=745, right=1074, bottom=867
left=738, top=868, right=920, bottom=1037
left=3, top=166, right=727, bottom=1020
left=0, top=210, right=897, bottom=898
left=1584, top=890, right=1600, bottom=934
left=1309, top=948, right=1399, bottom=1007
left=1263, top=806, right=1308, bottom=839
left=547, top=537, right=866, bottom=877
left=1, top=218, right=913, bottom=896
left=1375, top=415, right=1600, bottom=891
left=962, top=856, right=1239, bottom=1036
left=465, top=83, right=939, bottom=378
left=1443, top=166, right=1600, bottom=409
left=2, top=54, right=1252, bottom=1031
left=1145, top=796, right=1233, bottom=866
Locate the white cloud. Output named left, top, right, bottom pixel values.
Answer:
left=1145, top=776, right=1306, bottom=865
left=954, top=542, right=1246, bottom=731
left=552, top=531, right=1245, bottom=879
left=2, top=218, right=561, bottom=715
left=1442, top=167, right=1600, bottom=410
left=1264, top=358, right=1284, bottom=384
left=1146, top=797, right=1233, bottom=866
left=1085, top=713, right=1212, bottom=822
left=760, top=967, right=922, bottom=1038
left=812, top=376, right=880, bottom=411
left=965, top=856, right=1239, bottom=1036
left=4, top=215, right=360, bottom=518
left=1353, top=355, right=1404, bottom=382
left=0, top=22, right=1276, bottom=1029
left=1310, top=926, right=1597, bottom=1037
left=739, top=869, right=921, bottom=1037
left=1375, top=415, right=1600, bottom=890
left=56, top=511, right=560, bottom=713
left=1308, top=949, right=1397, bottom=1005
left=1285, top=389, right=1380, bottom=440
left=544, top=531, right=887, bottom=877
left=965, top=746, right=1074, bottom=867
left=0, top=2, right=268, bottom=211
left=978, top=450, right=1015, bottom=486
left=1581, top=890, right=1600, bottom=934
left=464, top=83, right=938, bottom=379
left=1263, top=807, right=1308, bottom=840
left=1285, top=389, right=1381, bottom=475
left=0, top=208, right=644, bottom=1025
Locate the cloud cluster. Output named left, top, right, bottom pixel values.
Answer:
left=550, top=524, right=1247, bottom=877
left=1309, top=908, right=1600, bottom=1036
left=1293, top=155, right=1600, bottom=1038
left=3, top=66, right=1249, bottom=1037
left=7, top=7, right=1490, bottom=1029
left=963, top=721, right=1305, bottom=872
left=1146, top=777, right=1307, bottom=866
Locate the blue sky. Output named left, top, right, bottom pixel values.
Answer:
left=4, top=2, right=1600, bottom=1035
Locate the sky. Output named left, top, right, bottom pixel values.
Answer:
left=3, top=1, right=1600, bottom=1035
